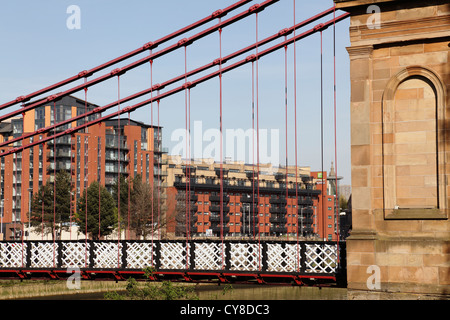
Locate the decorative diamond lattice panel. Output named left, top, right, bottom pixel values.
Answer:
left=193, top=242, right=225, bottom=270
left=126, top=242, right=156, bottom=269
left=0, top=243, right=27, bottom=268
left=305, top=243, right=337, bottom=273
left=30, top=242, right=57, bottom=268
left=61, top=242, right=90, bottom=268
left=94, top=242, right=122, bottom=268
left=229, top=243, right=261, bottom=271
left=266, top=243, right=300, bottom=272
left=160, top=242, right=188, bottom=270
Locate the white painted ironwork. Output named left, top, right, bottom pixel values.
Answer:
left=266, top=243, right=300, bottom=272
left=126, top=242, right=156, bottom=269
left=305, top=243, right=337, bottom=273
left=0, top=242, right=26, bottom=268
left=229, top=242, right=261, bottom=271
left=94, top=242, right=122, bottom=268
left=160, top=242, right=188, bottom=270
left=193, top=242, right=224, bottom=270
left=61, top=242, right=90, bottom=268
left=0, top=240, right=341, bottom=276
left=30, top=242, right=57, bottom=268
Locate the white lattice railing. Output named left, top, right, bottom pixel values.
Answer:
left=0, top=240, right=342, bottom=275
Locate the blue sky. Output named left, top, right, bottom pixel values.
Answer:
left=0, top=0, right=351, bottom=185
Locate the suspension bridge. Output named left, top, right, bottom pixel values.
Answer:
left=0, top=0, right=349, bottom=286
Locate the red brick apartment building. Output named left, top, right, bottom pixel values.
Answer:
left=0, top=95, right=164, bottom=240
left=164, top=156, right=339, bottom=241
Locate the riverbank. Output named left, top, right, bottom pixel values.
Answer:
left=1, top=280, right=448, bottom=300
left=0, top=280, right=124, bottom=300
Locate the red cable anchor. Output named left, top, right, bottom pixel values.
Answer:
left=314, top=23, right=327, bottom=31
left=278, top=28, right=292, bottom=37
left=78, top=70, right=93, bottom=78
left=178, top=38, right=192, bottom=47
left=46, top=94, right=59, bottom=102
left=152, top=83, right=163, bottom=91
left=143, top=41, right=156, bottom=50
left=249, top=4, right=262, bottom=13
left=212, top=9, right=224, bottom=18
left=183, top=82, right=195, bottom=89
left=111, top=68, right=126, bottom=76
left=15, top=96, right=29, bottom=103
left=246, top=54, right=257, bottom=62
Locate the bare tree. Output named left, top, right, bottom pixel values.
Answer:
left=129, top=175, right=168, bottom=239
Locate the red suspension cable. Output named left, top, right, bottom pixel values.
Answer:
left=251, top=61, right=255, bottom=240
left=117, top=75, right=121, bottom=268
left=2, top=13, right=350, bottom=162
left=0, top=7, right=343, bottom=156
left=99, top=122, right=101, bottom=240
left=333, top=5, right=341, bottom=263
left=157, top=97, right=161, bottom=242
left=320, top=30, right=325, bottom=241
left=149, top=57, right=154, bottom=254
left=84, top=83, right=88, bottom=267
left=293, top=0, right=300, bottom=271
left=53, top=101, right=57, bottom=267
left=255, top=11, right=262, bottom=271
left=284, top=37, right=289, bottom=243
left=184, top=45, right=190, bottom=269
left=0, top=0, right=254, bottom=112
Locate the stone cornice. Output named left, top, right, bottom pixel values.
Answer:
left=349, top=14, right=450, bottom=47
left=346, top=44, right=374, bottom=58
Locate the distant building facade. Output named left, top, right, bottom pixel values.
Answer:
left=163, top=156, right=339, bottom=240
left=0, top=95, right=165, bottom=240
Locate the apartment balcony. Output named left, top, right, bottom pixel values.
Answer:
left=208, top=214, right=230, bottom=223
left=104, top=154, right=129, bottom=163
left=47, top=150, right=72, bottom=159
left=240, top=204, right=258, bottom=214
left=104, top=166, right=129, bottom=174
left=209, top=205, right=230, bottom=214
left=298, top=197, right=314, bottom=206
left=269, top=196, right=287, bottom=205
left=271, top=226, right=287, bottom=234
left=269, top=215, right=287, bottom=224
left=47, top=137, right=72, bottom=146
left=240, top=194, right=257, bottom=203
left=209, top=194, right=230, bottom=203
left=105, top=140, right=129, bottom=150
left=269, top=206, right=287, bottom=215
left=46, top=162, right=71, bottom=172
left=211, top=226, right=230, bottom=234
left=298, top=207, right=314, bottom=215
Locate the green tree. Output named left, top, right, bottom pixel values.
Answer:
left=105, top=268, right=198, bottom=300
left=77, top=181, right=117, bottom=240
left=112, top=174, right=129, bottom=230
left=30, top=182, right=54, bottom=238
left=29, top=170, right=72, bottom=239
left=54, top=170, right=72, bottom=234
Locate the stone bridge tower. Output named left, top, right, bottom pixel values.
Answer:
left=335, top=0, right=449, bottom=295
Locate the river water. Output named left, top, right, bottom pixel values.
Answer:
left=22, top=284, right=348, bottom=300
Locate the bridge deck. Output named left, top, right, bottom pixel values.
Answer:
left=0, top=240, right=345, bottom=285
